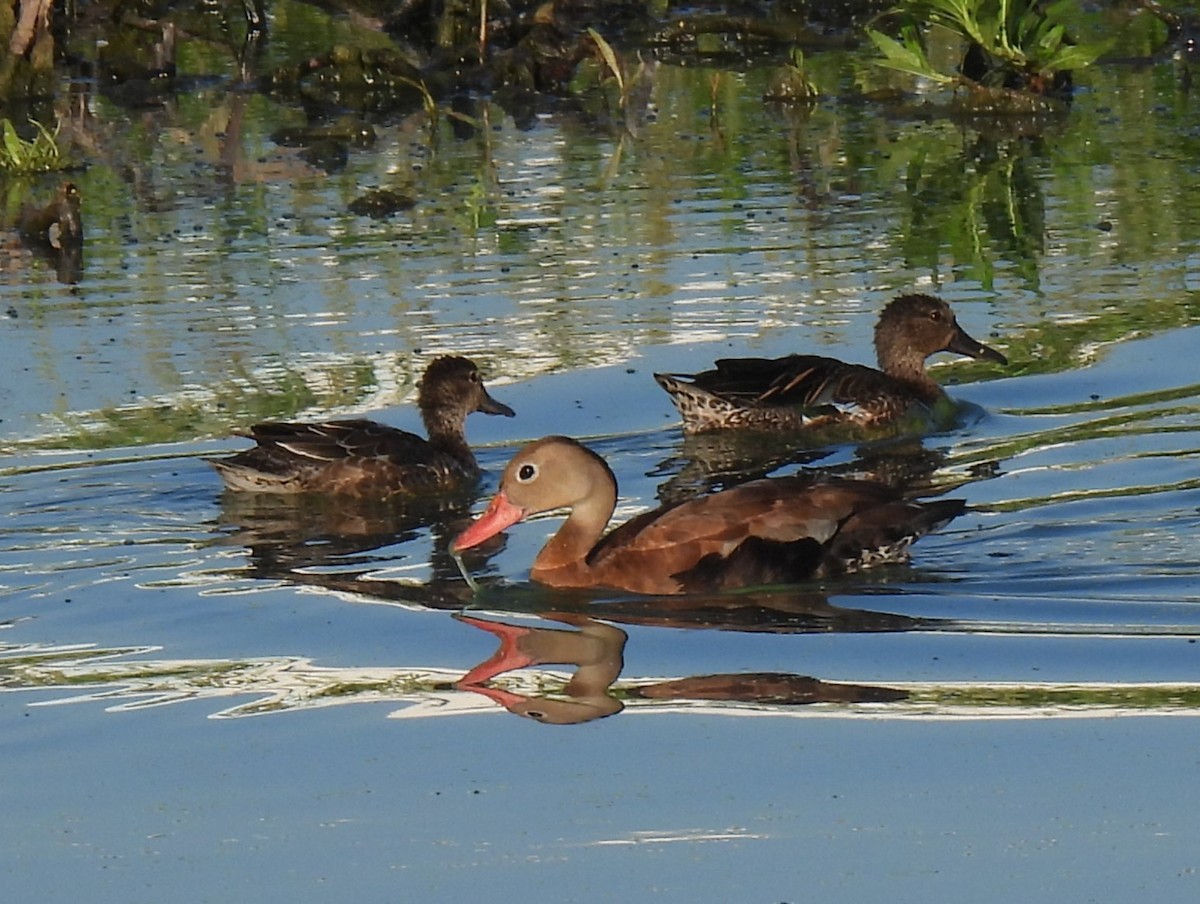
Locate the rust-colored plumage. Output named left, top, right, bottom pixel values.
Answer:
left=453, top=436, right=964, bottom=595
left=655, top=294, right=1007, bottom=434
left=207, top=356, right=514, bottom=497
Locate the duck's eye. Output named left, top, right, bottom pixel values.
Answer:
left=469, top=370, right=482, bottom=383
left=517, top=463, right=538, bottom=482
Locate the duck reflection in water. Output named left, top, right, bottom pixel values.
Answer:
left=454, top=613, right=908, bottom=725
left=455, top=614, right=627, bottom=724
left=650, top=432, right=959, bottom=508
left=209, top=543, right=924, bottom=724
left=212, top=488, right=480, bottom=582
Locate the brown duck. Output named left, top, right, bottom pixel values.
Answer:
left=452, top=436, right=964, bottom=595
left=654, top=294, right=1007, bottom=435
left=208, top=355, right=514, bottom=497
left=19, top=182, right=83, bottom=250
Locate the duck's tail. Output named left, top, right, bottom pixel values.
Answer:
left=653, top=372, right=745, bottom=434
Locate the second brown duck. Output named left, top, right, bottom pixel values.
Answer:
left=654, top=293, right=1007, bottom=435
left=207, top=355, right=514, bottom=498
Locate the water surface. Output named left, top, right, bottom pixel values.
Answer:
left=3, top=12, right=1200, bottom=902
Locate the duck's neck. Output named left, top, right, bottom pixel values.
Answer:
left=877, top=347, right=943, bottom=402
left=422, top=409, right=476, bottom=469
left=531, top=484, right=617, bottom=586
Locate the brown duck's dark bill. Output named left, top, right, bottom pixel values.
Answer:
left=945, top=325, right=1008, bottom=366
left=478, top=390, right=516, bottom=417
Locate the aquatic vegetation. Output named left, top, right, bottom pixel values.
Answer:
left=580, top=27, right=649, bottom=130
left=588, top=28, right=628, bottom=101
left=462, top=177, right=496, bottom=231
left=0, top=118, right=66, bottom=173
left=867, top=0, right=1111, bottom=109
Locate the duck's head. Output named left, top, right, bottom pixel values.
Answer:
left=452, top=436, right=617, bottom=552
left=876, top=294, right=1008, bottom=367
left=417, top=355, right=515, bottom=422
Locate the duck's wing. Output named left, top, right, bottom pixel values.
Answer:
left=245, top=419, right=432, bottom=464
left=593, top=477, right=881, bottom=556
left=589, top=477, right=962, bottom=593
left=585, top=477, right=881, bottom=587
left=657, top=355, right=894, bottom=414
left=705, top=355, right=895, bottom=412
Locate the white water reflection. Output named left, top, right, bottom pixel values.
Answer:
left=6, top=637, right=1200, bottom=723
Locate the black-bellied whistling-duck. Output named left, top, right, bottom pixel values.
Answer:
left=452, top=436, right=965, bottom=595
left=207, top=355, right=514, bottom=498
left=654, top=293, right=1007, bottom=435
